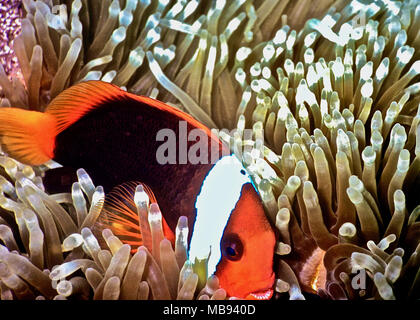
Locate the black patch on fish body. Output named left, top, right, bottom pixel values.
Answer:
left=43, top=166, right=78, bottom=194
left=52, top=95, right=224, bottom=235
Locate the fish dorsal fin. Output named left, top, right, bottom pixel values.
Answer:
left=94, top=181, right=175, bottom=253
left=0, top=108, right=56, bottom=165
left=45, top=81, right=125, bottom=134
left=45, top=80, right=212, bottom=135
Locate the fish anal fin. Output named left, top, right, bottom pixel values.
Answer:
left=0, top=108, right=56, bottom=165
left=94, top=181, right=175, bottom=253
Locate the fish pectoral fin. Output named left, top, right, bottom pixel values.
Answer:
left=93, top=181, right=175, bottom=253
left=0, top=108, right=56, bottom=165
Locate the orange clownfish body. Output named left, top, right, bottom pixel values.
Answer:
left=0, top=81, right=276, bottom=299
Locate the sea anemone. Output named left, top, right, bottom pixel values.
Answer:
left=0, top=0, right=336, bottom=124
left=221, top=0, right=420, bottom=300
left=0, top=0, right=420, bottom=300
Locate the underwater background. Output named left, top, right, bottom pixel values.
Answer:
left=0, top=0, right=419, bottom=300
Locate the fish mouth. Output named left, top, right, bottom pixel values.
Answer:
left=246, top=288, right=274, bottom=300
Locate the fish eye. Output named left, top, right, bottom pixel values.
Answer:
left=221, top=233, right=243, bottom=261
left=240, top=169, right=246, bottom=175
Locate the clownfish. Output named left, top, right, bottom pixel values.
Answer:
left=0, top=81, right=275, bottom=299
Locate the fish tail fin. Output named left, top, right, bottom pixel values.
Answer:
left=0, top=108, right=57, bottom=165
left=94, top=181, right=175, bottom=254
